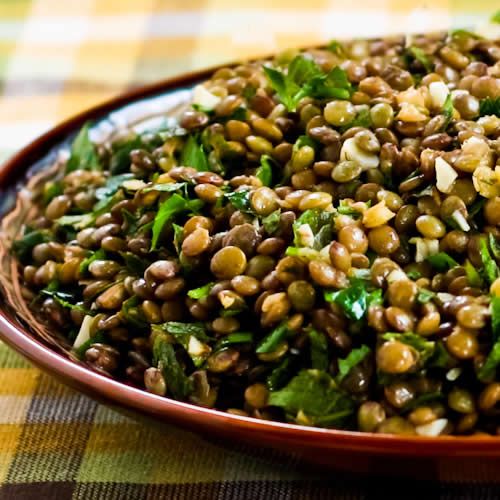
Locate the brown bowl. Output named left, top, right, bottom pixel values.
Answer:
left=1, top=64, right=499, bottom=482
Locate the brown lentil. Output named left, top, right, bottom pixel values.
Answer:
left=446, top=328, right=479, bottom=359
left=210, top=246, right=247, bottom=279
left=377, top=341, right=416, bottom=373
left=368, top=225, right=400, bottom=255
left=338, top=225, right=369, bottom=254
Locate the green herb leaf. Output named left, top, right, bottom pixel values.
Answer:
left=326, top=39, right=346, bottom=57
left=151, top=193, right=204, bottom=250
left=473, top=292, right=498, bottom=376
left=256, top=323, right=289, bottom=354
left=187, top=282, right=214, bottom=299
left=337, top=205, right=362, bottom=218
left=479, top=97, right=500, bottom=117
left=450, top=29, right=483, bottom=41
left=309, top=329, right=329, bottom=370
left=224, top=189, right=253, bottom=214
left=367, top=288, right=383, bottom=307
left=160, top=321, right=209, bottom=340
left=294, top=209, right=323, bottom=235
left=293, top=135, right=319, bottom=152
left=172, top=223, right=184, bottom=255
left=464, top=259, right=483, bottom=287
left=306, top=66, right=351, bottom=100
left=324, top=284, right=365, bottom=321
left=41, top=289, right=89, bottom=314
left=492, top=10, right=500, bottom=23
left=324, top=280, right=380, bottom=321
left=285, top=246, right=320, bottom=260
left=337, top=345, right=371, bottom=382
left=12, top=229, right=50, bottom=264
left=479, top=236, right=499, bottom=285
left=491, top=296, right=500, bottom=342
left=442, top=93, right=454, bottom=130
left=216, top=332, right=253, bottom=349
left=58, top=190, right=123, bottom=230
left=490, top=234, right=500, bottom=261
left=264, top=55, right=351, bottom=112
left=56, top=213, right=95, bottom=230
left=268, top=370, right=354, bottom=426
left=263, top=65, right=293, bottom=109
left=337, top=199, right=369, bottom=217
left=153, top=335, right=193, bottom=399
left=157, top=321, right=211, bottom=367
left=192, top=103, right=214, bottom=114
left=406, top=269, right=422, bottom=280
left=417, top=288, right=436, bottom=304
left=267, top=356, right=298, bottom=391
left=285, top=54, right=320, bottom=84
left=180, top=135, right=209, bottom=172
left=478, top=341, right=500, bottom=382
left=313, top=225, right=333, bottom=250
left=426, top=252, right=459, bottom=271
left=42, top=181, right=63, bottom=205
left=144, top=182, right=187, bottom=193
left=293, top=209, right=333, bottom=249
left=95, top=173, right=134, bottom=201
left=255, top=155, right=274, bottom=186
left=262, top=209, right=281, bottom=235
left=92, top=188, right=124, bottom=213
left=66, top=122, right=100, bottom=173
left=45, top=280, right=59, bottom=293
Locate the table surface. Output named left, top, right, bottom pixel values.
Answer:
left=1, top=1, right=499, bottom=498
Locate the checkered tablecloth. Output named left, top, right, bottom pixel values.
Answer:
left=1, top=1, right=500, bottom=498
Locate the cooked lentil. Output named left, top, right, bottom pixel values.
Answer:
left=11, top=31, right=500, bottom=436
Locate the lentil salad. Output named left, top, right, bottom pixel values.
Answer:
left=10, top=30, right=500, bottom=436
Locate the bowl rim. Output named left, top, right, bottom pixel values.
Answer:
left=1, top=62, right=499, bottom=457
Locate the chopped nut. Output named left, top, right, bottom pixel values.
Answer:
left=429, top=81, right=450, bottom=109
left=340, top=137, right=379, bottom=170
left=415, top=418, right=448, bottom=437
left=396, top=103, right=428, bottom=122
left=410, top=237, right=439, bottom=262
left=122, top=179, right=147, bottom=191
left=435, top=157, right=458, bottom=194
left=397, top=86, right=426, bottom=107
left=192, top=84, right=221, bottom=110
left=188, top=336, right=211, bottom=358
left=456, top=136, right=493, bottom=173
left=473, top=166, right=500, bottom=198
left=362, top=200, right=395, bottom=228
